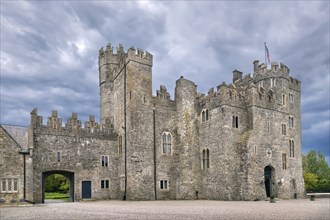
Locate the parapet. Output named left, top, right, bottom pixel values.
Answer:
left=98, top=43, right=153, bottom=69
left=30, top=109, right=115, bottom=139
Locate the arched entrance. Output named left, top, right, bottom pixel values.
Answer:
left=42, top=171, right=74, bottom=203
left=264, top=166, right=275, bottom=197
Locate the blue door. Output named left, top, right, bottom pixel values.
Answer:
left=82, top=181, right=91, bottom=199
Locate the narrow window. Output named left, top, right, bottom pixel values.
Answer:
left=282, top=94, right=286, bottom=106
left=289, top=140, right=295, bottom=158
left=143, top=96, right=146, bottom=103
left=57, top=152, right=61, bottom=162
left=129, top=91, right=132, bottom=100
left=267, top=121, right=270, bottom=133
left=289, top=117, right=294, bottom=128
left=101, top=180, right=105, bottom=189
left=201, top=109, right=209, bottom=122
left=160, top=180, right=168, bottom=190
left=13, top=179, right=18, bottom=192
left=289, top=93, right=294, bottom=102
left=206, top=149, right=210, bottom=168
left=118, top=136, right=122, bottom=155
left=101, top=155, right=109, bottom=167
left=105, top=180, right=109, bottom=188
left=232, top=116, right=238, bottom=128
left=8, top=179, right=12, bottom=192
left=236, top=116, right=238, bottom=128
left=270, top=78, right=276, bottom=87
left=282, top=153, right=287, bottom=170
left=282, top=124, right=287, bottom=135
left=1, top=179, right=6, bottom=192
left=161, top=132, right=172, bottom=154
left=202, top=149, right=210, bottom=170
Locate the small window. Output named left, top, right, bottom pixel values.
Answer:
left=270, top=78, right=276, bottom=87
left=289, top=93, right=294, bottom=102
left=118, top=136, right=122, bottom=155
left=101, top=180, right=109, bottom=189
left=282, top=94, right=286, bottom=106
left=289, top=140, right=295, bottom=158
left=282, top=153, right=287, bottom=170
left=160, top=180, right=168, bottom=190
left=232, top=115, right=238, bottom=128
left=267, top=121, right=271, bottom=133
left=201, top=109, right=209, bottom=122
left=282, top=124, right=287, bottom=135
left=289, top=117, right=294, bottom=128
left=57, top=152, right=61, bottom=162
left=13, top=179, right=18, bottom=192
left=161, top=132, right=172, bottom=154
left=202, top=148, right=210, bottom=170
left=101, top=155, right=109, bottom=167
left=1, top=179, right=6, bottom=192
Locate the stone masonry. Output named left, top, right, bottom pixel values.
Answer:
left=0, top=43, right=305, bottom=203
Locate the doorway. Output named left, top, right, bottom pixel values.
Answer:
left=264, top=166, right=275, bottom=197
left=82, top=181, right=92, bottom=199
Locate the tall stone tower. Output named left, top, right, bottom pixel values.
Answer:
left=99, top=44, right=154, bottom=200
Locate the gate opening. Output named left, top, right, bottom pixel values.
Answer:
left=42, top=171, right=74, bottom=203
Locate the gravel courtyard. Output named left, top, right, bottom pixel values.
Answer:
left=1, top=199, right=329, bottom=220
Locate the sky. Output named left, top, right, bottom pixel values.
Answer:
left=1, top=1, right=329, bottom=163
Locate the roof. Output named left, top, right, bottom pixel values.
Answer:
left=1, top=124, right=29, bottom=150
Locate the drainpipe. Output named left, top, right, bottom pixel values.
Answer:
left=124, top=61, right=127, bottom=201
left=153, top=107, right=157, bottom=200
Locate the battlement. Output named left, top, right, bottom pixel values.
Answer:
left=30, top=109, right=115, bottom=138
left=98, top=43, right=153, bottom=69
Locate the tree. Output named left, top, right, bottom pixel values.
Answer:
left=303, top=150, right=330, bottom=192
left=44, top=174, right=69, bottom=193
left=303, top=172, right=319, bottom=190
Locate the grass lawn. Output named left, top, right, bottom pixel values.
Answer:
left=45, top=192, right=70, bottom=200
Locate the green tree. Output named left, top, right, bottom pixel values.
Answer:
left=44, top=174, right=69, bottom=193
left=303, top=150, right=330, bottom=192
left=303, top=172, right=319, bottom=190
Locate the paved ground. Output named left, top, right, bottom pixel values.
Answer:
left=1, top=199, right=329, bottom=220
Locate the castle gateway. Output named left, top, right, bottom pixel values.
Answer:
left=0, top=44, right=305, bottom=203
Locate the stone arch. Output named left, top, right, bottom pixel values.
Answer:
left=264, top=165, right=275, bottom=197
left=42, top=170, right=74, bottom=203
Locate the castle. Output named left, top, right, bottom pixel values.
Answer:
left=0, top=43, right=305, bottom=203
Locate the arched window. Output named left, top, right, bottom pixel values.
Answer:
left=161, top=132, right=172, bottom=154
left=201, top=109, right=209, bottom=122
left=202, top=148, right=210, bottom=170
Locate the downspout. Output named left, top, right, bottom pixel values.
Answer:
left=124, top=61, right=128, bottom=201
left=153, top=107, right=157, bottom=200
left=23, top=154, right=26, bottom=199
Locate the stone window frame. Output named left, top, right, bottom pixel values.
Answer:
left=56, top=151, right=61, bottom=162
left=267, top=121, right=271, bottom=133
left=159, top=179, right=169, bottom=190
left=202, top=148, right=210, bottom=170
left=289, top=140, right=295, bottom=158
left=232, top=115, right=239, bottom=128
left=201, top=109, right=209, bottom=123
left=101, top=155, right=109, bottom=167
left=270, top=78, right=276, bottom=87
left=281, top=124, right=287, bottom=135
left=282, top=93, right=286, bottom=106
left=282, top=153, right=287, bottom=170
left=289, top=93, right=294, bottom=103
left=0, top=178, right=18, bottom=193
left=118, top=135, right=123, bottom=155
left=161, top=132, right=172, bottom=155
left=100, top=179, right=109, bottom=189
left=288, top=116, right=294, bottom=128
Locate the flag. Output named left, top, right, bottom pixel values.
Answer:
left=264, top=42, right=270, bottom=65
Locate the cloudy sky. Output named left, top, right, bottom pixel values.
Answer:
left=1, top=1, right=329, bottom=163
